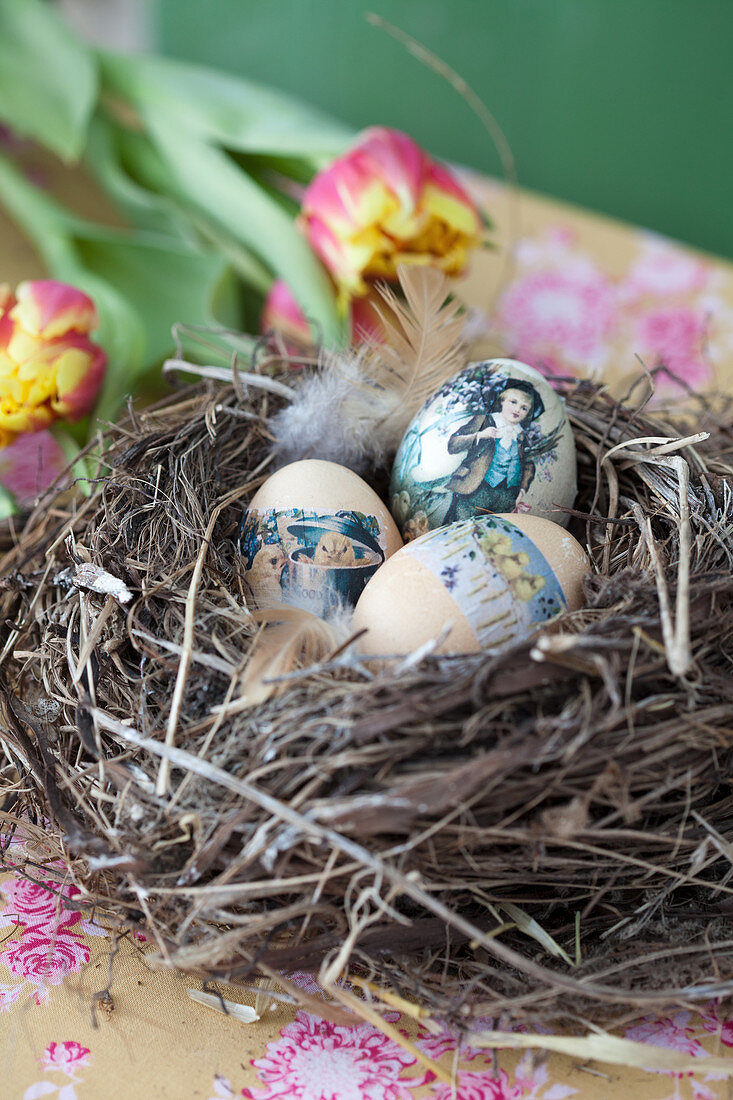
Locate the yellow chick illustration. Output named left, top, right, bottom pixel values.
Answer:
left=510, top=573, right=546, bottom=602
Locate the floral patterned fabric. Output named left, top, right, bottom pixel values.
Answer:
left=458, top=176, right=733, bottom=398
left=3, top=174, right=733, bottom=1097
left=1, top=845, right=732, bottom=1099
left=492, top=227, right=732, bottom=396
left=0, top=859, right=106, bottom=1012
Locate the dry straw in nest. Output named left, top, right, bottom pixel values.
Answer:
left=2, top=354, right=733, bottom=1040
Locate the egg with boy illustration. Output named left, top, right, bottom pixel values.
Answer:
left=390, top=359, right=577, bottom=538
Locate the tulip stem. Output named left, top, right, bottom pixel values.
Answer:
left=50, top=427, right=95, bottom=499
left=0, top=485, right=19, bottom=521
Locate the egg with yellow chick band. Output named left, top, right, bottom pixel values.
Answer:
left=351, top=513, right=588, bottom=657
left=239, top=459, right=402, bottom=615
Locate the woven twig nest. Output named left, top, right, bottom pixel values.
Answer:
left=2, top=370, right=733, bottom=1030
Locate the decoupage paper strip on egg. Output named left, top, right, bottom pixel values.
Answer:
left=403, top=515, right=567, bottom=648
left=240, top=506, right=387, bottom=613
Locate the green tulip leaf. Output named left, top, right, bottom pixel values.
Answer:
left=112, top=126, right=273, bottom=295
left=70, top=269, right=147, bottom=428
left=187, top=214, right=273, bottom=294
left=0, top=149, right=147, bottom=425
left=169, top=324, right=262, bottom=374
left=140, top=107, right=345, bottom=347
left=71, top=225, right=237, bottom=373
left=0, top=0, right=97, bottom=161
left=0, top=146, right=240, bottom=425
left=0, top=147, right=233, bottom=424
left=85, top=115, right=192, bottom=239
left=100, top=51, right=352, bottom=158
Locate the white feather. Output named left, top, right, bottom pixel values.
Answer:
left=269, top=266, right=466, bottom=475
left=270, top=348, right=396, bottom=474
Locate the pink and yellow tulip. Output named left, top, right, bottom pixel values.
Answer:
left=299, top=127, right=484, bottom=302
left=0, top=280, right=106, bottom=447
left=262, top=279, right=384, bottom=346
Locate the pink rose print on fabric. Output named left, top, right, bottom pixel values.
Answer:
left=498, top=268, right=618, bottom=376
left=625, top=1012, right=708, bottom=1062
left=23, top=1040, right=91, bottom=1100
left=0, top=865, right=105, bottom=1011
left=429, top=1060, right=576, bottom=1100
left=242, top=1009, right=428, bottom=1100
left=623, top=1013, right=724, bottom=1100
left=414, top=1023, right=466, bottom=1064
left=0, top=929, right=90, bottom=987
left=623, top=236, right=711, bottom=301
left=417, top=1027, right=575, bottom=1100
left=241, top=1007, right=580, bottom=1100
left=0, top=874, right=83, bottom=930
left=491, top=223, right=724, bottom=398
left=634, top=306, right=711, bottom=394
left=429, top=1068, right=524, bottom=1100
left=41, top=1042, right=91, bottom=1074
left=416, top=1018, right=506, bottom=1063
left=700, top=1001, right=733, bottom=1047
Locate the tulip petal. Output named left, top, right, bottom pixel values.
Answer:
left=302, top=214, right=368, bottom=297
left=424, top=163, right=482, bottom=226
left=261, top=279, right=312, bottom=342
left=52, top=344, right=107, bottom=418
left=351, top=127, right=424, bottom=214
left=11, top=279, right=98, bottom=339
left=422, top=194, right=476, bottom=246
left=299, top=126, right=484, bottom=298
left=261, top=279, right=384, bottom=346
left=0, top=399, right=54, bottom=437
left=0, top=288, right=16, bottom=350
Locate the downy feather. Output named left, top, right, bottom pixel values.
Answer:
left=269, top=266, right=466, bottom=474
left=239, top=605, right=353, bottom=707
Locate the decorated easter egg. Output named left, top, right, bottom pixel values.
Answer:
left=390, top=358, right=577, bottom=538
left=351, top=513, right=588, bottom=657
left=239, top=459, right=402, bottom=614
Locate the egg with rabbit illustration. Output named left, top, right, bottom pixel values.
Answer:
left=352, top=512, right=588, bottom=657
left=390, top=359, right=577, bottom=538
left=239, top=459, right=402, bottom=615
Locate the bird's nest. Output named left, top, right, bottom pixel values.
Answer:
left=2, top=367, right=733, bottom=1034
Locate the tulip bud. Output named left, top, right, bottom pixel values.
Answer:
left=0, top=280, right=106, bottom=447
left=0, top=430, right=67, bottom=506
left=261, top=279, right=313, bottom=347
left=299, top=127, right=484, bottom=301
left=262, top=279, right=384, bottom=347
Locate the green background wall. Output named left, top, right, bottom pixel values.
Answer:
left=155, top=0, right=732, bottom=258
